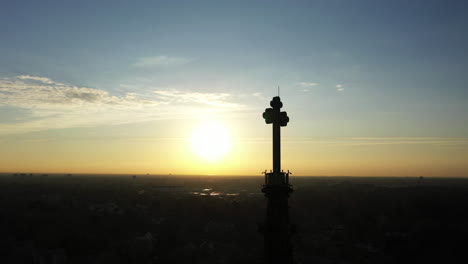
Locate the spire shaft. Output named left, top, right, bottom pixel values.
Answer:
left=260, top=96, right=294, bottom=264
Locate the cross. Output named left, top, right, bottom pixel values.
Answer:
left=262, top=96, right=289, bottom=185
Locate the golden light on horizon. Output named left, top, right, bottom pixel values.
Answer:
left=190, top=121, right=232, bottom=161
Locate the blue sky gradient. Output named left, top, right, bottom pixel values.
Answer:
left=1, top=0, right=467, bottom=175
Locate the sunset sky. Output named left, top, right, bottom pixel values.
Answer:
left=1, top=0, right=467, bottom=177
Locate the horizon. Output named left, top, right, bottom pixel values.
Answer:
left=2, top=172, right=467, bottom=179
left=1, top=0, right=467, bottom=177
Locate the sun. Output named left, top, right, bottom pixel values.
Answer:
left=190, top=122, right=231, bottom=161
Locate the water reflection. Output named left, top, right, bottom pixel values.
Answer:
left=190, top=191, right=239, bottom=196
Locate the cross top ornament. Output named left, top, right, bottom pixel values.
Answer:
left=263, top=96, right=289, bottom=126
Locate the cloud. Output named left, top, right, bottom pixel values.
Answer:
left=298, top=82, right=319, bottom=87
left=17, top=75, right=56, bottom=84
left=336, top=84, right=344, bottom=91
left=331, top=137, right=468, bottom=147
left=132, top=55, right=193, bottom=67
left=0, top=76, right=153, bottom=109
left=22, top=138, right=54, bottom=142
left=153, top=90, right=243, bottom=108
left=237, top=137, right=468, bottom=148
left=0, top=76, right=243, bottom=135
left=252, top=92, right=266, bottom=100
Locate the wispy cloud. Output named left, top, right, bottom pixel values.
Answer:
left=298, top=82, right=319, bottom=87
left=236, top=137, right=468, bottom=148
left=132, top=55, right=193, bottom=67
left=153, top=90, right=243, bottom=108
left=0, top=76, right=154, bottom=109
left=252, top=92, right=266, bottom=100
left=17, top=75, right=56, bottom=84
left=336, top=84, right=344, bottom=91
left=321, top=137, right=468, bottom=147
left=22, top=138, right=55, bottom=142
left=0, top=76, right=243, bottom=135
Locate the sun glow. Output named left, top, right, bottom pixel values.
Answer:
left=190, top=122, right=231, bottom=161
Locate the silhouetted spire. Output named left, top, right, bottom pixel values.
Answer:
left=259, top=96, right=294, bottom=264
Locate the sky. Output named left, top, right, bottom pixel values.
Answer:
left=1, top=0, right=467, bottom=177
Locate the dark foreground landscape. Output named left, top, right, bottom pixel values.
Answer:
left=1, top=174, right=467, bottom=264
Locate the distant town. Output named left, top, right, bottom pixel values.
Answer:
left=1, top=174, right=467, bottom=263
